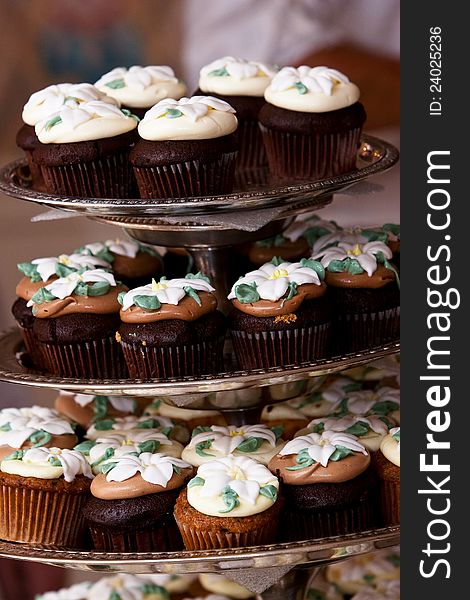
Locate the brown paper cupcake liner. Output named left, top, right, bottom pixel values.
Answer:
left=39, top=336, right=128, bottom=379
left=380, top=479, right=400, bottom=525
left=260, top=126, right=362, bottom=181
left=120, top=336, right=225, bottom=379
left=133, top=152, right=237, bottom=199
left=332, top=306, right=400, bottom=354
left=176, top=518, right=277, bottom=550
left=0, top=481, right=89, bottom=547
left=24, top=150, right=46, bottom=192
left=230, top=322, right=331, bottom=371
left=17, top=324, right=47, bottom=370
left=40, top=151, right=135, bottom=198
left=235, top=119, right=267, bottom=171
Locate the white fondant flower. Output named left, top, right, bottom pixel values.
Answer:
left=88, top=574, right=155, bottom=600
left=0, top=406, right=75, bottom=448
left=196, top=456, right=277, bottom=504
left=291, top=376, right=359, bottom=412
left=28, top=253, right=111, bottom=282
left=0, top=405, right=58, bottom=427
left=344, top=387, right=400, bottom=416
left=190, top=425, right=276, bottom=455
left=390, top=427, right=400, bottom=450
left=311, top=230, right=371, bottom=254
left=89, top=431, right=173, bottom=464
left=73, top=394, right=135, bottom=413
left=144, top=96, right=235, bottom=123
left=283, top=214, right=340, bottom=243
left=280, top=431, right=367, bottom=467
left=200, top=56, right=277, bottom=79
left=23, top=447, right=92, bottom=482
left=103, top=452, right=190, bottom=486
left=312, top=241, right=392, bottom=276
left=36, top=581, right=92, bottom=600
left=308, top=415, right=389, bottom=436
left=228, top=260, right=321, bottom=302
left=28, top=269, right=116, bottom=304
left=270, top=65, right=350, bottom=95
left=120, top=276, right=215, bottom=311
left=96, top=65, right=178, bottom=90
left=80, top=239, right=141, bottom=259
left=87, top=415, right=174, bottom=437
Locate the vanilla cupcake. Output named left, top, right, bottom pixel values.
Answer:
left=182, top=424, right=285, bottom=466
left=199, top=574, right=255, bottom=599
left=329, top=387, right=400, bottom=425
left=260, top=65, right=366, bottom=181
left=374, top=427, right=400, bottom=524
left=260, top=402, right=309, bottom=439
left=130, top=96, right=238, bottom=198
left=288, top=375, right=363, bottom=419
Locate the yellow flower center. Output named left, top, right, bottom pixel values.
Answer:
left=151, top=278, right=167, bottom=291
left=58, top=254, right=72, bottom=266
left=122, top=439, right=135, bottom=446
left=347, top=244, right=363, bottom=257
left=229, top=429, right=245, bottom=437
left=269, top=268, right=289, bottom=280
left=228, top=466, right=246, bottom=481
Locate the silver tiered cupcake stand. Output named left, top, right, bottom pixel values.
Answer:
left=0, top=134, right=400, bottom=599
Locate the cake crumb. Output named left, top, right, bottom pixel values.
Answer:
left=274, top=313, right=297, bottom=324
left=115, top=332, right=121, bottom=343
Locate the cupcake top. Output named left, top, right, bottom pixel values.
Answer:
left=87, top=574, right=169, bottom=600
left=0, top=447, right=92, bottom=482
left=181, top=424, right=284, bottom=466
left=199, top=56, right=278, bottom=97
left=312, top=226, right=400, bottom=255
left=27, top=269, right=126, bottom=318
left=228, top=257, right=326, bottom=318
left=76, top=430, right=183, bottom=474
left=144, top=399, right=224, bottom=429
left=137, top=95, right=237, bottom=141
left=264, top=65, right=360, bottom=113
left=85, top=414, right=175, bottom=440
left=91, top=451, right=193, bottom=500
left=261, top=401, right=308, bottom=423
left=380, top=427, right=400, bottom=467
left=199, top=574, right=255, bottom=599
left=268, top=431, right=369, bottom=485
left=55, top=391, right=138, bottom=426
left=76, top=238, right=161, bottom=264
left=22, top=82, right=119, bottom=126
left=288, top=376, right=363, bottom=418
left=0, top=405, right=76, bottom=452
left=95, top=65, right=187, bottom=108
left=119, top=273, right=217, bottom=323
left=330, top=387, right=400, bottom=424
left=35, top=581, right=92, bottom=600
left=312, top=240, right=399, bottom=289
left=35, top=99, right=138, bottom=144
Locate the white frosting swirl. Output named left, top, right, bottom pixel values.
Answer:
left=88, top=574, right=166, bottom=600
left=25, top=253, right=111, bottom=283
left=228, top=260, right=322, bottom=302
left=0, top=405, right=75, bottom=449
left=303, top=415, right=389, bottom=452
left=36, top=581, right=92, bottom=600
left=265, top=65, right=360, bottom=113
left=22, top=83, right=119, bottom=126
left=27, top=269, right=117, bottom=305
left=182, top=424, right=284, bottom=466
left=280, top=431, right=367, bottom=466
left=120, top=276, right=215, bottom=311
left=1, top=447, right=92, bottom=482
left=312, top=241, right=393, bottom=276
left=102, top=452, right=191, bottom=487
left=86, top=415, right=174, bottom=440
left=199, top=574, right=254, bottom=600
left=380, top=427, right=400, bottom=467
left=187, top=455, right=279, bottom=517
left=337, top=387, right=400, bottom=418
left=199, top=56, right=278, bottom=97
left=138, top=96, right=237, bottom=141
left=35, top=100, right=137, bottom=143
left=95, top=65, right=187, bottom=108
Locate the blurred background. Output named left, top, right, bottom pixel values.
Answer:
left=0, top=1, right=399, bottom=597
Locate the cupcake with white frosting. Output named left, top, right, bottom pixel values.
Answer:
left=259, top=65, right=366, bottom=181
left=34, top=581, right=92, bottom=600
left=197, top=56, right=278, bottom=170
left=84, top=414, right=188, bottom=444
left=373, top=427, right=400, bottom=524
left=87, top=574, right=169, bottom=600
left=83, top=452, right=193, bottom=552
left=95, top=65, right=187, bottom=118
left=227, top=257, right=331, bottom=370
left=260, top=401, right=309, bottom=439
left=130, top=95, right=238, bottom=199
left=174, top=455, right=281, bottom=550
left=0, top=447, right=92, bottom=546
left=32, top=98, right=139, bottom=198
left=54, top=391, right=140, bottom=429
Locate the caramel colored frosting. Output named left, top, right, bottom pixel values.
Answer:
left=325, top=265, right=396, bottom=289
left=91, top=467, right=193, bottom=500
left=232, top=282, right=326, bottom=317
left=112, top=253, right=161, bottom=279
left=268, top=452, right=370, bottom=485
left=16, top=277, right=54, bottom=301
left=32, top=284, right=127, bottom=318
left=120, top=291, right=217, bottom=323
left=0, top=433, right=78, bottom=461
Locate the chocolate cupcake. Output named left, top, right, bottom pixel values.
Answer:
left=95, top=65, right=187, bottom=119
left=28, top=268, right=128, bottom=379
left=0, top=447, right=92, bottom=547
left=130, top=96, right=238, bottom=198
left=33, top=99, right=138, bottom=198
left=118, top=274, right=226, bottom=379
left=75, top=238, right=163, bottom=289
left=373, top=427, right=400, bottom=525
left=18, top=82, right=119, bottom=191
left=174, top=455, right=281, bottom=550
left=55, top=391, right=139, bottom=429
left=312, top=240, right=400, bottom=353
left=197, top=56, right=278, bottom=171
left=259, top=65, right=366, bottom=181
left=83, top=452, right=193, bottom=552
left=227, top=258, right=331, bottom=370
left=268, top=431, right=378, bottom=540
left=181, top=424, right=285, bottom=467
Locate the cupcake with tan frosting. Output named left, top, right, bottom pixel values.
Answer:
left=117, top=273, right=226, bottom=379
left=227, top=257, right=331, bottom=370
left=54, top=391, right=140, bottom=429
left=83, top=451, right=193, bottom=552
left=130, top=95, right=238, bottom=199
left=373, top=427, right=400, bottom=524
left=95, top=65, right=187, bottom=118
left=32, top=98, right=138, bottom=198
left=174, top=455, right=281, bottom=550
left=0, top=446, right=92, bottom=546
left=197, top=56, right=278, bottom=170
left=268, top=431, right=378, bottom=540
left=259, top=65, right=366, bottom=181
left=28, top=268, right=128, bottom=379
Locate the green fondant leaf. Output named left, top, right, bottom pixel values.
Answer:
left=91, top=447, right=115, bottom=469
left=235, top=282, right=260, bottom=304
left=392, top=429, right=401, bottom=443
left=186, top=271, right=211, bottom=283
left=94, top=419, right=115, bottom=431
left=188, top=476, right=205, bottom=488
left=363, top=575, right=375, bottom=585
left=117, top=291, right=126, bottom=306
left=270, top=256, right=283, bottom=266
left=299, top=258, right=325, bottom=280
left=93, top=396, right=109, bottom=420
left=208, top=67, right=229, bottom=77
left=191, top=425, right=212, bottom=438
left=165, top=108, right=183, bottom=118
left=285, top=280, right=298, bottom=301
left=183, top=286, right=202, bottom=306
left=138, top=440, right=159, bottom=454
left=345, top=421, right=370, bottom=437
left=259, top=484, right=278, bottom=501
left=134, top=294, right=161, bottom=310
left=48, top=456, right=62, bottom=467
left=74, top=440, right=95, bottom=455
left=145, top=399, right=161, bottom=411
left=109, top=591, right=122, bottom=600
left=141, top=583, right=169, bottom=599
left=376, top=251, right=400, bottom=289
left=236, top=437, right=264, bottom=453
left=54, top=263, right=75, bottom=278
left=30, top=286, right=56, bottom=305
left=361, top=229, right=388, bottom=243
left=29, top=430, right=52, bottom=447
left=219, top=486, right=240, bottom=513
left=387, top=553, right=401, bottom=566
left=4, top=449, right=25, bottom=461
left=87, top=281, right=111, bottom=297
left=296, top=392, right=322, bottom=409
left=45, top=115, right=62, bottom=131
left=105, top=78, right=126, bottom=89
left=256, top=234, right=286, bottom=248
left=330, top=398, right=349, bottom=417
left=270, top=425, right=284, bottom=440
left=302, top=227, right=331, bottom=248
left=137, top=418, right=161, bottom=429
left=330, top=445, right=354, bottom=461
left=327, top=257, right=364, bottom=275
left=294, top=82, right=308, bottom=94
left=383, top=223, right=400, bottom=236
left=101, top=461, right=118, bottom=475
left=0, top=423, right=11, bottom=432
left=17, top=262, right=42, bottom=282
left=195, top=439, right=215, bottom=457
left=311, top=422, right=325, bottom=434
left=285, top=447, right=314, bottom=470
left=343, top=382, right=363, bottom=393
left=369, top=400, right=399, bottom=417
left=121, top=108, right=140, bottom=122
